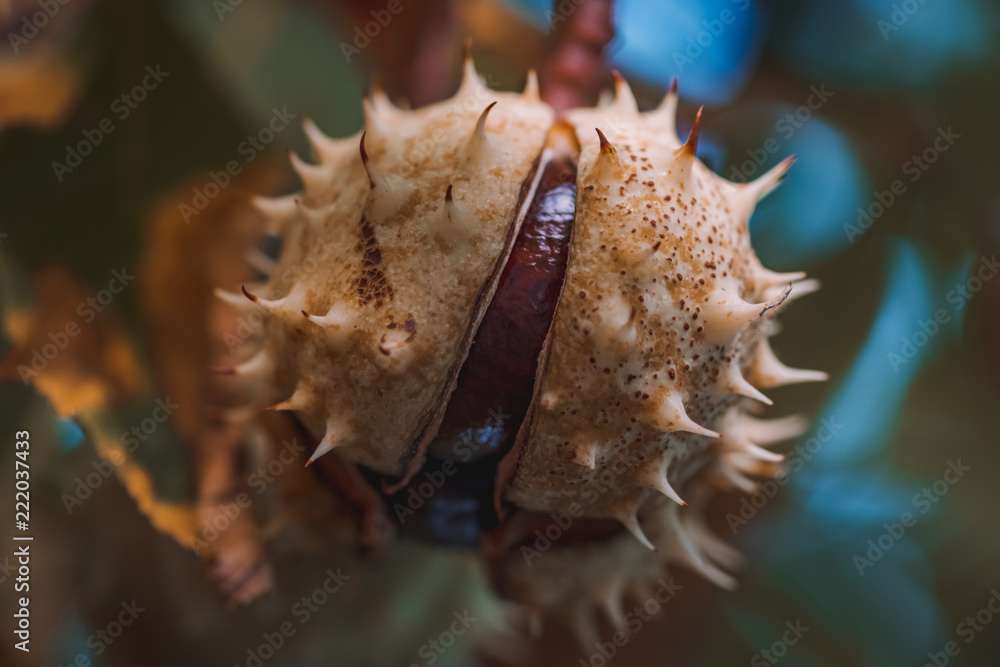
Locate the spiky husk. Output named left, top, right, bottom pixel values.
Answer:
left=495, top=77, right=824, bottom=551
left=222, top=61, right=826, bottom=640
left=219, top=63, right=553, bottom=483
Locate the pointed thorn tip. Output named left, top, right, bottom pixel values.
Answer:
left=595, top=128, right=616, bottom=157
left=684, top=106, right=703, bottom=155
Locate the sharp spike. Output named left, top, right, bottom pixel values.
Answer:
left=653, top=393, right=719, bottom=438
left=668, top=505, right=738, bottom=590
left=369, top=72, right=396, bottom=115
left=714, top=462, right=759, bottom=494
left=596, top=128, right=615, bottom=155
left=681, top=106, right=703, bottom=156
left=744, top=155, right=796, bottom=202
left=723, top=363, right=772, bottom=405
left=242, top=283, right=306, bottom=314
left=741, top=442, right=785, bottom=462
left=617, top=510, right=656, bottom=551
left=438, top=183, right=468, bottom=235
left=751, top=339, right=828, bottom=389
left=361, top=91, right=390, bottom=137
left=241, top=284, right=259, bottom=303
left=762, top=277, right=821, bottom=304
left=594, top=128, right=623, bottom=177
left=266, top=384, right=311, bottom=412
left=718, top=411, right=785, bottom=462
left=684, top=514, right=744, bottom=571
left=467, top=101, right=497, bottom=158
left=649, top=78, right=679, bottom=141
left=294, top=198, right=335, bottom=228
left=302, top=116, right=322, bottom=140
left=301, top=301, right=353, bottom=331
left=699, top=289, right=769, bottom=343
left=305, top=419, right=344, bottom=466
left=637, top=460, right=687, bottom=506
left=250, top=194, right=299, bottom=232
left=725, top=451, right=773, bottom=476
left=457, top=40, right=487, bottom=98
left=741, top=414, right=809, bottom=445
left=214, top=287, right=258, bottom=312
left=610, top=70, right=638, bottom=114
left=301, top=118, right=344, bottom=164
left=751, top=265, right=806, bottom=295
left=523, top=69, right=540, bottom=101
left=289, top=150, right=329, bottom=194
